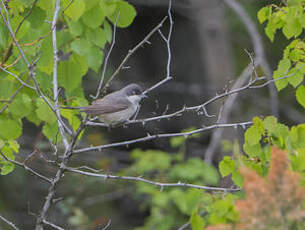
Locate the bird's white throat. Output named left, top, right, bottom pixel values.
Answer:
left=127, top=95, right=142, bottom=104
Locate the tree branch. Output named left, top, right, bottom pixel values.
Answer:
left=223, top=0, right=278, bottom=116
left=102, top=16, right=168, bottom=93
left=65, top=167, right=240, bottom=192
left=51, top=0, right=69, bottom=150
left=74, top=121, right=253, bottom=154
left=0, top=213, right=19, bottom=230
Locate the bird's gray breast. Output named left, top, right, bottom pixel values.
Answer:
left=98, top=103, right=138, bottom=124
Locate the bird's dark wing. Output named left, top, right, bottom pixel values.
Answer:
left=79, top=96, right=131, bottom=115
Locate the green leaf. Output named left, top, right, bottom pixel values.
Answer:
left=103, top=20, right=112, bottom=43
left=71, top=38, right=92, bottom=56
left=42, top=122, right=60, bottom=141
left=36, top=98, right=57, bottom=124
left=190, top=210, right=205, bottom=230
left=0, top=119, right=22, bottom=140
left=207, top=194, right=238, bottom=224
left=283, top=7, right=303, bottom=39
left=170, top=189, right=203, bottom=215
left=38, top=36, right=53, bottom=74
left=219, top=156, right=235, bottom=177
left=67, top=20, right=84, bottom=36
left=289, top=124, right=305, bottom=149
left=8, top=140, right=20, bottom=153
left=108, top=1, right=136, bottom=28
left=37, top=0, right=55, bottom=11
left=265, top=20, right=275, bottom=42
left=273, top=70, right=289, bottom=91
left=287, top=66, right=304, bottom=88
left=82, top=6, right=105, bottom=29
left=0, top=162, right=15, bottom=175
left=64, top=0, right=85, bottom=21
left=58, top=54, right=88, bottom=93
left=0, top=74, right=16, bottom=99
left=257, top=6, right=271, bottom=23
left=9, top=93, right=33, bottom=118
left=290, top=148, right=305, bottom=172
left=287, top=0, right=304, bottom=6
left=87, top=27, right=107, bottom=48
left=84, top=0, right=99, bottom=11
left=244, top=118, right=264, bottom=146
left=283, top=18, right=302, bottom=39
left=169, top=158, right=219, bottom=185
left=27, top=6, right=46, bottom=29
left=232, top=171, right=243, bottom=187
left=36, top=70, right=52, bottom=89
left=131, top=149, right=172, bottom=173
left=273, top=59, right=291, bottom=91
left=60, top=109, right=81, bottom=132
left=0, top=22, right=9, bottom=48
left=170, top=136, right=185, bottom=148
left=85, top=46, right=104, bottom=72
left=278, top=58, right=291, bottom=73
left=263, top=116, right=277, bottom=133
left=296, top=85, right=305, bottom=108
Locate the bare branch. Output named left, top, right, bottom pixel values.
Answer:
left=144, top=0, right=173, bottom=94
left=102, top=16, right=168, bottom=92
left=51, top=0, right=70, bottom=150
left=74, top=121, right=253, bottom=154
left=205, top=62, right=253, bottom=164
left=0, top=213, right=19, bottom=230
left=42, top=220, right=64, bottom=230
left=223, top=0, right=278, bottom=116
left=87, top=62, right=301, bottom=128
left=177, top=221, right=190, bottom=230
left=93, top=13, right=119, bottom=100
left=0, top=0, right=30, bottom=66
left=0, top=0, right=73, bottom=136
left=0, top=151, right=52, bottom=183
left=101, top=219, right=111, bottom=230
left=65, top=167, right=240, bottom=192
left=35, top=115, right=89, bottom=230
left=0, top=66, right=36, bottom=89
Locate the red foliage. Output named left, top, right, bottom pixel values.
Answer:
left=206, top=147, right=305, bottom=230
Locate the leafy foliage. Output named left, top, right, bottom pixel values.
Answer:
left=207, top=147, right=305, bottom=230
left=257, top=2, right=305, bottom=107
left=0, top=0, right=136, bottom=174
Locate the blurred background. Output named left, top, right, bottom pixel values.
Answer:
left=1, top=0, right=305, bottom=229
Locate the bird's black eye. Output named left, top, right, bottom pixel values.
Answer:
left=133, top=89, right=140, bottom=95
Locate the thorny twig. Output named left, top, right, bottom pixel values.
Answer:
left=65, top=167, right=240, bottom=192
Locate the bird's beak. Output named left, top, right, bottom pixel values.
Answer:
left=141, top=94, right=148, bottom=99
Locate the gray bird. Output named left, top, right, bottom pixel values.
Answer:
left=63, top=84, right=146, bottom=125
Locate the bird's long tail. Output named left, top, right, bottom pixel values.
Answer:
left=61, top=106, right=97, bottom=114
left=61, top=106, right=82, bottom=110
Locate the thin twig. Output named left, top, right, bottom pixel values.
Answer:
left=93, top=13, right=119, bottom=99
left=0, top=213, right=19, bottom=230
left=102, top=16, right=168, bottom=92
left=144, top=0, right=173, bottom=94
left=42, top=220, right=64, bottom=230
left=74, top=121, right=253, bottom=154
left=101, top=219, right=111, bottom=230
left=0, top=151, right=52, bottom=183
left=0, top=0, right=73, bottom=136
left=204, top=62, right=253, bottom=164
left=65, top=167, right=241, bottom=192
left=35, top=115, right=89, bottom=230
left=87, top=63, right=302, bottom=128
left=51, top=0, right=70, bottom=150
left=0, top=66, right=35, bottom=89
left=223, top=0, right=278, bottom=116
